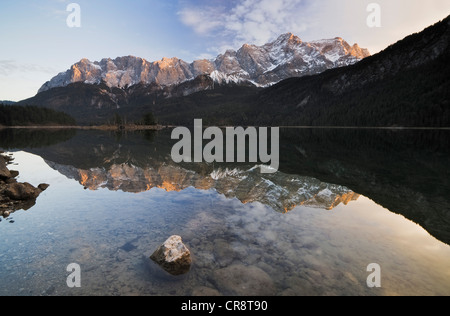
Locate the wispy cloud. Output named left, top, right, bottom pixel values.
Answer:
left=178, top=6, right=225, bottom=35
left=179, top=0, right=450, bottom=56
left=178, top=0, right=310, bottom=52
left=224, top=0, right=308, bottom=45
left=0, top=60, right=58, bottom=76
left=0, top=61, right=17, bottom=76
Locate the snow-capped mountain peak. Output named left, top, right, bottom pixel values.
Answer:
left=309, top=37, right=371, bottom=64
left=38, top=34, right=370, bottom=93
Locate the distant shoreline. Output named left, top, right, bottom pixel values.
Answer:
left=0, top=125, right=449, bottom=131
left=0, top=125, right=169, bottom=131
left=277, top=126, right=450, bottom=130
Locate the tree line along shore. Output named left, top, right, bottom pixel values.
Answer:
left=0, top=103, right=163, bottom=130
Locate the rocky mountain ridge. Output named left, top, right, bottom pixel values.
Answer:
left=38, top=34, right=369, bottom=93
left=19, top=33, right=370, bottom=124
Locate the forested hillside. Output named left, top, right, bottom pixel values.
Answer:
left=0, top=104, right=76, bottom=126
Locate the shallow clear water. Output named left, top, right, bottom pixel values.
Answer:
left=0, top=128, right=449, bottom=296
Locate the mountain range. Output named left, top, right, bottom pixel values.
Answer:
left=38, top=34, right=369, bottom=93
left=19, top=34, right=369, bottom=124
left=18, top=15, right=450, bottom=127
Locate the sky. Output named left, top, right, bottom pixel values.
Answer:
left=1, top=0, right=450, bottom=101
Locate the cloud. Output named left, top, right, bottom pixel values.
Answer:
left=0, top=60, right=58, bottom=77
left=178, top=6, right=225, bottom=35
left=224, top=0, right=309, bottom=45
left=178, top=0, right=312, bottom=50
left=179, top=0, right=450, bottom=56
left=0, top=61, right=17, bottom=76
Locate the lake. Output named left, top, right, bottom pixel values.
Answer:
left=0, top=128, right=449, bottom=296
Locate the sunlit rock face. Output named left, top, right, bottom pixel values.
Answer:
left=39, top=56, right=195, bottom=93
left=45, top=160, right=359, bottom=213
left=38, top=34, right=369, bottom=93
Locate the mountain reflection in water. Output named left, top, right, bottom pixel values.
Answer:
left=1, top=127, right=449, bottom=246
left=1, top=127, right=450, bottom=296
left=45, top=160, right=360, bottom=213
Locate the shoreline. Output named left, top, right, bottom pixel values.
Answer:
left=0, top=124, right=170, bottom=131
left=0, top=125, right=449, bottom=131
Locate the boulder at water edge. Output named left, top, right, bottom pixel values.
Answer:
left=0, top=157, right=11, bottom=180
left=5, top=182, right=46, bottom=201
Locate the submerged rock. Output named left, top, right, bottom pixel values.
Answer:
left=213, top=239, right=236, bottom=267
left=150, top=235, right=192, bottom=276
left=192, top=286, right=222, bottom=296
left=213, top=264, right=276, bottom=296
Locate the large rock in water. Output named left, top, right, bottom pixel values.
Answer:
left=4, top=182, right=47, bottom=201
left=0, top=156, right=12, bottom=179
left=0, top=154, right=49, bottom=215
left=150, top=235, right=192, bottom=276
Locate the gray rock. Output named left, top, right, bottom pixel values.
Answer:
left=212, top=264, right=276, bottom=296
left=150, top=235, right=192, bottom=276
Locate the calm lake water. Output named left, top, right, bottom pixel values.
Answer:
left=0, top=128, right=449, bottom=296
